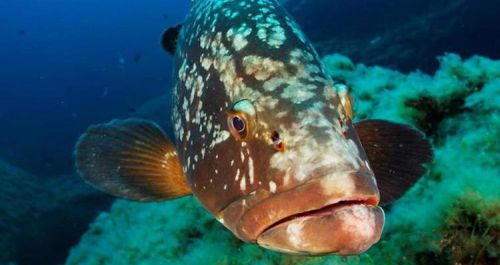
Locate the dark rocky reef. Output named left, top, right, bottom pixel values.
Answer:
left=0, top=93, right=172, bottom=265
left=0, top=160, right=113, bottom=265
left=282, top=0, right=500, bottom=73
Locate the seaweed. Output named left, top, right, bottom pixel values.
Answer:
left=438, top=192, right=499, bottom=265
left=405, top=95, right=472, bottom=139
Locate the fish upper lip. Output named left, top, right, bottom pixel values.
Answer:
left=260, top=198, right=377, bottom=236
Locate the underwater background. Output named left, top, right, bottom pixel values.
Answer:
left=0, top=0, right=498, bottom=264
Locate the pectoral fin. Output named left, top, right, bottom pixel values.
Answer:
left=75, top=118, right=191, bottom=201
left=355, top=120, right=433, bottom=205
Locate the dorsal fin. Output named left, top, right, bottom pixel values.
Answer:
left=161, top=24, right=182, bottom=55
left=354, top=119, right=433, bottom=205
left=75, top=118, right=191, bottom=201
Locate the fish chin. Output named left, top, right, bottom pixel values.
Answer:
left=256, top=204, right=384, bottom=255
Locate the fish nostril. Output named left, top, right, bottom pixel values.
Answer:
left=271, top=131, right=285, bottom=152
left=271, top=131, right=280, bottom=142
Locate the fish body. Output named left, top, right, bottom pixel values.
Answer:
left=75, top=0, right=432, bottom=256
left=173, top=0, right=381, bottom=254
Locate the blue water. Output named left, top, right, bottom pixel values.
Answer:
left=2, top=0, right=500, bottom=179
left=0, top=0, right=499, bottom=264
left=0, top=0, right=189, bottom=177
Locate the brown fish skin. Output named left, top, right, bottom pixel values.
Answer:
left=172, top=0, right=383, bottom=255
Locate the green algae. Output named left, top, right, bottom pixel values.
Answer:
left=438, top=192, right=499, bottom=264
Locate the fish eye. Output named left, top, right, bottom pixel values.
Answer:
left=229, top=115, right=247, bottom=140
left=232, top=116, right=246, bottom=132
left=228, top=99, right=256, bottom=141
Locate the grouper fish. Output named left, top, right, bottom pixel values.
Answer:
left=75, top=0, right=433, bottom=256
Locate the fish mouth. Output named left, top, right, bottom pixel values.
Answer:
left=256, top=199, right=384, bottom=255
left=220, top=174, right=384, bottom=255
left=260, top=199, right=376, bottom=235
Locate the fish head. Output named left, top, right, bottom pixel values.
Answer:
left=224, top=94, right=383, bottom=255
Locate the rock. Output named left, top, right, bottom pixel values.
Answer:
left=281, top=0, right=500, bottom=73
left=0, top=160, right=113, bottom=265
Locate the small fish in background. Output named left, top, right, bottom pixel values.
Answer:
left=370, top=36, right=382, bottom=45
left=118, top=53, right=125, bottom=69
left=101, top=87, right=109, bottom=97
left=75, top=0, right=432, bottom=256
left=133, top=53, right=142, bottom=64
left=163, top=14, right=169, bottom=21
left=17, top=29, right=26, bottom=36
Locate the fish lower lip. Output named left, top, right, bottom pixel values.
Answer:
left=256, top=203, right=384, bottom=255
left=260, top=199, right=374, bottom=235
